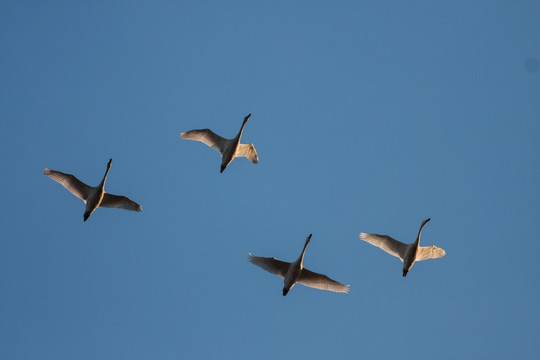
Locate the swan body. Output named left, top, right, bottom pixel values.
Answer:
left=359, top=218, right=445, bottom=276
left=180, top=113, right=258, bottom=173
left=43, top=159, right=142, bottom=221
left=248, top=234, right=350, bottom=296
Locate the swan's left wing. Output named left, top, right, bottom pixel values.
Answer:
left=43, top=168, right=92, bottom=201
left=248, top=254, right=289, bottom=278
left=180, top=129, right=228, bottom=155
left=298, top=268, right=350, bottom=293
left=416, top=245, right=446, bottom=261
left=101, top=193, right=142, bottom=212
left=236, top=143, right=259, bottom=164
left=359, top=233, right=408, bottom=261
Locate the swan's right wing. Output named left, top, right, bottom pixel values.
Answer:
left=180, top=129, right=228, bottom=155
left=248, top=254, right=290, bottom=278
left=101, top=193, right=142, bottom=212
left=43, top=168, right=91, bottom=201
left=298, top=268, right=350, bottom=293
left=236, top=143, right=259, bottom=164
left=416, top=245, right=446, bottom=261
left=359, top=233, right=407, bottom=261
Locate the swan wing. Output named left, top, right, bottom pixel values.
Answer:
left=248, top=253, right=290, bottom=278
left=100, top=193, right=142, bottom=212
left=43, top=168, right=91, bottom=201
left=416, top=245, right=446, bottom=261
left=236, top=143, right=259, bottom=164
left=298, top=268, right=350, bottom=293
left=180, top=129, right=228, bottom=155
left=359, top=233, right=408, bottom=261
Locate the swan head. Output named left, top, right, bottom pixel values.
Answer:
left=243, top=113, right=251, bottom=123
left=107, top=158, right=112, bottom=169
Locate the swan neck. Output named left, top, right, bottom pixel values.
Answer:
left=415, top=220, right=429, bottom=248
left=297, top=236, right=311, bottom=267
left=414, top=232, right=421, bottom=249
left=236, top=118, right=248, bottom=140
left=100, top=162, right=112, bottom=189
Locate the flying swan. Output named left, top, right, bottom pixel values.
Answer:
left=180, top=113, right=258, bottom=173
left=359, top=218, right=445, bottom=276
left=43, top=159, right=142, bottom=221
left=248, top=234, right=350, bottom=296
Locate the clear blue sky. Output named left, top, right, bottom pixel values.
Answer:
left=1, top=1, right=539, bottom=359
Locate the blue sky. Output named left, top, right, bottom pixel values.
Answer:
left=1, top=1, right=539, bottom=359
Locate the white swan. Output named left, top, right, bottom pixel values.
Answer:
left=180, top=113, right=258, bottom=173
left=359, top=218, right=445, bottom=277
left=248, top=234, right=350, bottom=296
left=43, top=159, right=142, bottom=221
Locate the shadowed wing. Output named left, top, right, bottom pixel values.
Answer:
left=236, top=143, right=259, bottom=164
left=43, top=168, right=91, bottom=201
left=180, top=129, right=228, bottom=155
left=359, top=233, right=408, bottom=261
left=248, top=254, right=290, bottom=278
left=298, top=268, right=350, bottom=293
left=416, top=245, right=446, bottom=261
left=100, top=193, right=142, bottom=212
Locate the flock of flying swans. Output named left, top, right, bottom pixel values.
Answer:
left=43, top=114, right=446, bottom=296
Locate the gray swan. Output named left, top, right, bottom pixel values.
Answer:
left=359, top=218, right=445, bottom=276
left=44, top=159, right=142, bottom=221
left=180, top=113, right=258, bottom=173
left=248, top=234, right=350, bottom=296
